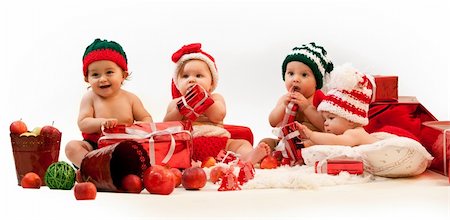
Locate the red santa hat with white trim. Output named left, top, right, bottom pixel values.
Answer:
left=317, top=63, right=376, bottom=126
left=171, top=43, right=218, bottom=98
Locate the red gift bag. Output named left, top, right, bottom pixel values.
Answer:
left=98, top=121, right=193, bottom=169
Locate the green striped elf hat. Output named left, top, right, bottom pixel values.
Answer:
left=282, top=42, right=334, bottom=89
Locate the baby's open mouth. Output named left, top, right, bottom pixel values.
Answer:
left=292, top=86, right=300, bottom=92
left=100, top=85, right=111, bottom=89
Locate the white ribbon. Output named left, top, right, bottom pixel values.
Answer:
left=181, top=86, right=210, bottom=118
left=273, top=127, right=300, bottom=159
left=99, top=123, right=191, bottom=166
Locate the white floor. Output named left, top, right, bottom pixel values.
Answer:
left=2, top=169, right=448, bottom=220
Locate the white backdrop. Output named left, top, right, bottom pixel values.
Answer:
left=1, top=0, right=449, bottom=181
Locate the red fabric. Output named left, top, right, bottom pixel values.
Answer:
left=312, top=89, right=325, bottom=107
left=223, top=125, right=254, bottom=145
left=82, top=132, right=101, bottom=143
left=192, top=136, right=228, bottom=162
left=171, top=80, right=182, bottom=98
left=365, top=104, right=423, bottom=139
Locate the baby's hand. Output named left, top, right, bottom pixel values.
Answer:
left=281, top=93, right=292, bottom=106
left=289, top=92, right=309, bottom=110
left=294, top=121, right=312, bottom=139
left=102, top=119, right=119, bottom=129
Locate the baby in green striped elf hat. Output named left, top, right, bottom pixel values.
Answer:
left=258, top=42, right=334, bottom=151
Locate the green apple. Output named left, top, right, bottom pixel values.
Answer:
left=20, top=132, right=38, bottom=137
left=31, top=127, right=42, bottom=136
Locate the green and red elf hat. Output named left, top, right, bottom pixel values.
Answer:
left=82, top=38, right=128, bottom=80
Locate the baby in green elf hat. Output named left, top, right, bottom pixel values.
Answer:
left=65, top=38, right=153, bottom=168
left=258, top=42, right=334, bottom=151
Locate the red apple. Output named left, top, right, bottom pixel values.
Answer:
left=10, top=120, right=28, bottom=134
left=201, top=156, right=216, bottom=168
left=170, top=168, right=182, bottom=187
left=209, top=166, right=225, bottom=184
left=143, top=165, right=175, bottom=195
left=40, top=125, right=61, bottom=137
left=21, top=172, right=41, bottom=189
left=182, top=167, right=207, bottom=190
left=260, top=155, right=278, bottom=169
left=75, top=170, right=83, bottom=183
left=121, top=174, right=143, bottom=193
left=74, top=182, right=97, bottom=200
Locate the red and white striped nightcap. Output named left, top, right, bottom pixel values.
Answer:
left=317, top=63, right=375, bottom=126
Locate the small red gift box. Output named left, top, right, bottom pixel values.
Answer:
left=273, top=122, right=304, bottom=164
left=372, top=75, right=398, bottom=102
left=177, top=84, right=214, bottom=121
left=420, top=121, right=450, bottom=176
left=98, top=121, right=193, bottom=169
left=315, top=159, right=364, bottom=175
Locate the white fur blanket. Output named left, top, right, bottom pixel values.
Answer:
left=204, top=132, right=433, bottom=190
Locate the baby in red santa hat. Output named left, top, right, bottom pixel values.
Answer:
left=164, top=43, right=270, bottom=164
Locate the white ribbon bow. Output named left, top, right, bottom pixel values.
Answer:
left=99, top=123, right=190, bottom=165
left=273, top=127, right=300, bottom=159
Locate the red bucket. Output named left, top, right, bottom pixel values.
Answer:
left=80, top=140, right=150, bottom=192
left=10, top=132, right=61, bottom=186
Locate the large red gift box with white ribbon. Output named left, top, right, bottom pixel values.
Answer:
left=98, top=121, right=193, bottom=169
left=421, top=121, right=450, bottom=177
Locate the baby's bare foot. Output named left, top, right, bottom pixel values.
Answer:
left=246, top=142, right=271, bottom=165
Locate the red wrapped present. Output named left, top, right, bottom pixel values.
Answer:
left=177, top=84, right=214, bottom=121
left=273, top=122, right=304, bottom=165
left=365, top=96, right=437, bottom=140
left=372, top=75, right=398, bottom=102
left=98, top=121, right=193, bottom=169
left=280, top=102, right=299, bottom=126
left=315, top=159, right=364, bottom=175
left=421, top=121, right=450, bottom=176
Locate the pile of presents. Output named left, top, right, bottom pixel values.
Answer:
left=11, top=76, right=449, bottom=191
left=366, top=75, right=449, bottom=177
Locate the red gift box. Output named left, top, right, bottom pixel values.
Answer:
left=98, top=121, right=193, bottom=169
left=274, top=122, right=304, bottom=164
left=420, top=121, right=450, bottom=176
left=177, top=84, right=214, bottom=121
left=280, top=102, right=299, bottom=126
left=315, top=159, right=364, bottom=175
left=372, top=75, right=398, bottom=102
